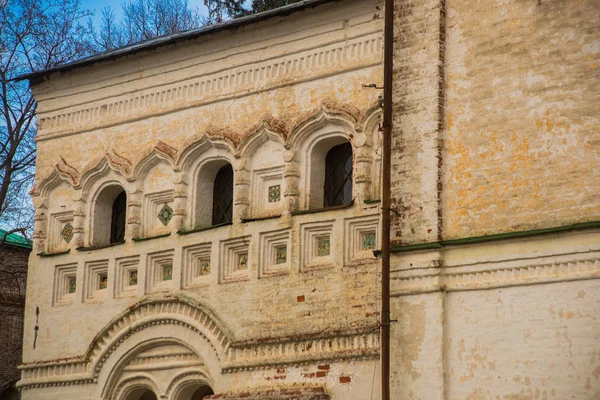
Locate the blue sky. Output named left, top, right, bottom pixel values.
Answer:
left=81, top=0, right=209, bottom=25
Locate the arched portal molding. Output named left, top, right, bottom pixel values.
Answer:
left=87, top=296, right=233, bottom=372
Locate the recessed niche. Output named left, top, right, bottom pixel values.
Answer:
left=115, top=256, right=140, bottom=298
left=344, top=215, right=379, bottom=265
left=84, top=260, right=109, bottom=301
left=219, top=236, right=251, bottom=283
left=53, top=263, right=78, bottom=306
left=49, top=211, right=74, bottom=252
left=251, top=166, right=284, bottom=216
left=143, top=190, right=175, bottom=236
left=146, top=250, right=175, bottom=293
left=300, top=220, right=335, bottom=271
left=182, top=242, right=212, bottom=288
left=259, top=229, right=291, bottom=277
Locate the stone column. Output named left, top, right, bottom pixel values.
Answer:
left=72, top=195, right=86, bottom=249
left=353, top=134, right=373, bottom=204
left=233, top=159, right=250, bottom=221
left=32, top=202, right=47, bottom=253
left=127, top=190, right=142, bottom=239
left=172, top=178, right=188, bottom=232
left=283, top=150, right=300, bottom=217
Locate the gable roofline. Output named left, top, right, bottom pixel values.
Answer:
left=17, top=0, right=339, bottom=83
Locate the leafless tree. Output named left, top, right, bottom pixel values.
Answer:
left=91, top=0, right=204, bottom=52
left=204, top=0, right=301, bottom=23
left=0, top=0, right=94, bottom=234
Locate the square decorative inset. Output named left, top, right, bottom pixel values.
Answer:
left=146, top=250, right=175, bottom=293
left=259, top=229, right=291, bottom=277
left=276, top=247, right=287, bottom=264
left=115, top=256, right=140, bottom=298
left=344, top=215, right=379, bottom=265
left=199, top=260, right=211, bottom=275
left=162, top=264, right=173, bottom=281
left=362, top=232, right=376, bottom=250
left=237, top=253, right=248, bottom=270
left=129, top=270, right=138, bottom=286
left=219, top=236, right=251, bottom=283
left=99, top=274, right=108, bottom=290
left=53, top=263, right=78, bottom=305
left=84, top=260, right=109, bottom=301
left=182, top=242, right=211, bottom=289
left=68, top=276, right=77, bottom=293
left=251, top=166, right=284, bottom=216
left=317, top=237, right=330, bottom=257
left=61, top=223, right=74, bottom=243
left=268, top=185, right=281, bottom=203
left=143, top=190, right=174, bottom=236
left=157, top=203, right=173, bottom=226
left=300, top=221, right=335, bottom=271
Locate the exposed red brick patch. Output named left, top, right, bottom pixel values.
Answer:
left=316, top=371, right=327, bottom=378
left=318, top=365, right=330, bottom=370
left=297, top=295, right=305, bottom=302
left=339, top=376, right=351, bottom=384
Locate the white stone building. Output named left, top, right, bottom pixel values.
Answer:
left=18, top=0, right=600, bottom=399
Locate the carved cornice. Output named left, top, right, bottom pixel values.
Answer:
left=390, top=250, right=600, bottom=296
left=36, top=32, right=383, bottom=141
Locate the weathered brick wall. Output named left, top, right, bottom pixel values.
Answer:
left=390, top=0, right=445, bottom=245
left=391, top=0, right=599, bottom=243
left=0, top=245, right=29, bottom=390
left=443, top=0, right=600, bottom=239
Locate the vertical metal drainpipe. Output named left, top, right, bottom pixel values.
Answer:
left=381, top=0, right=394, bottom=399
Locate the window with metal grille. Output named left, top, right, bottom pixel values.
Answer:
left=110, top=191, right=127, bottom=244
left=324, top=142, right=353, bottom=207
left=212, top=164, right=234, bottom=225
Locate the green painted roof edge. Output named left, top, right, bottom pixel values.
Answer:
left=0, top=228, right=32, bottom=249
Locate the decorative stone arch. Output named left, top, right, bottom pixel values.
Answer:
left=86, top=296, right=231, bottom=399
left=131, top=143, right=178, bottom=186
left=287, top=108, right=358, bottom=210
left=111, top=373, right=160, bottom=400
left=177, top=135, right=237, bottom=229
left=236, top=122, right=286, bottom=160
left=165, top=369, right=214, bottom=400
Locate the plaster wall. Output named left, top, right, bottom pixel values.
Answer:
left=21, top=1, right=385, bottom=398
left=389, top=229, right=600, bottom=400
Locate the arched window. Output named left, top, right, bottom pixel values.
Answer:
left=212, top=164, right=233, bottom=225
left=324, top=142, right=353, bottom=207
left=91, top=185, right=126, bottom=247
left=110, top=191, right=127, bottom=244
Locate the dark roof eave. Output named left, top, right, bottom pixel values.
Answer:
left=16, top=0, right=338, bottom=82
